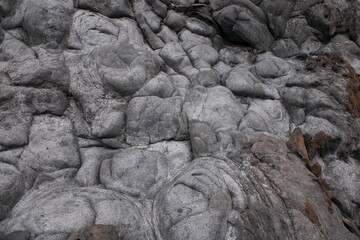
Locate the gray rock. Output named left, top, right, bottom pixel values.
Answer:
left=322, top=156, right=360, bottom=228
left=259, top=0, right=292, bottom=38
left=0, top=0, right=360, bottom=239
left=153, top=157, right=238, bottom=240
left=298, top=115, right=340, bottom=138
left=164, top=10, right=186, bottom=32
left=64, top=100, right=92, bottom=138
left=0, top=162, right=25, bottom=221
left=160, top=42, right=198, bottom=78
left=194, top=69, right=220, bottom=87
left=183, top=86, right=246, bottom=132
left=134, top=72, right=175, bottom=98
left=179, top=30, right=212, bottom=50
left=305, top=4, right=336, bottom=42
left=133, top=2, right=165, bottom=50
left=225, top=67, right=280, bottom=99
left=70, top=158, right=99, bottom=196
left=154, top=137, right=357, bottom=240
left=253, top=52, right=293, bottom=79
left=185, top=17, right=216, bottom=37
left=0, top=182, right=154, bottom=239
left=280, top=86, right=307, bottom=108
left=0, top=86, right=68, bottom=147
left=100, top=148, right=169, bottom=197
left=292, top=0, right=323, bottom=16
left=0, top=230, right=30, bottom=240
left=18, top=115, right=80, bottom=189
left=350, top=1, right=360, bottom=46
left=0, top=148, right=23, bottom=166
left=213, top=61, right=232, bottom=80
left=239, top=99, right=290, bottom=140
left=126, top=96, right=187, bottom=145
left=2, top=0, right=74, bottom=46
left=0, top=111, right=32, bottom=147
left=157, top=25, right=179, bottom=43
left=67, top=224, right=119, bottom=240
left=281, top=86, right=343, bottom=115
left=34, top=233, right=69, bottom=240
left=147, top=141, right=192, bottom=176
left=189, top=123, right=218, bottom=157
left=0, top=33, right=36, bottom=62
left=284, top=17, right=316, bottom=46
left=147, top=0, right=168, bottom=18
left=77, top=0, right=133, bottom=18
left=169, top=74, right=191, bottom=98
left=69, top=44, right=161, bottom=122
left=187, top=44, right=219, bottom=69
left=323, top=35, right=360, bottom=74
left=0, top=0, right=18, bottom=17
left=142, top=9, right=162, bottom=33
left=288, top=107, right=306, bottom=125
left=218, top=47, right=254, bottom=66
left=212, top=3, right=274, bottom=50
left=285, top=73, right=321, bottom=88
left=271, top=38, right=301, bottom=58
left=5, top=53, right=70, bottom=91
left=300, top=37, right=322, bottom=54
left=0, top=86, right=69, bottom=116
left=68, top=10, right=144, bottom=50
left=91, top=101, right=126, bottom=139
left=95, top=44, right=161, bottom=95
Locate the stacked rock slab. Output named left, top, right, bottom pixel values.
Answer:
left=0, top=0, right=359, bottom=239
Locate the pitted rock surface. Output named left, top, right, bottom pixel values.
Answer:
left=0, top=0, right=360, bottom=239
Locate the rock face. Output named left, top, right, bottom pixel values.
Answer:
left=0, top=0, right=360, bottom=239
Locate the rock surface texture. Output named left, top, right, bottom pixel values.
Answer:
left=0, top=0, right=360, bottom=239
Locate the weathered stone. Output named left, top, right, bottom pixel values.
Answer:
left=185, top=17, right=216, bottom=37
left=68, top=10, right=143, bottom=50
left=253, top=52, right=293, bottom=79
left=0, top=183, right=154, bottom=239
left=157, top=26, right=179, bottom=43
left=212, top=2, right=274, bottom=50
left=194, top=69, right=220, bottom=87
left=164, top=10, right=186, bottom=32
left=183, top=86, right=246, bottom=133
left=18, top=115, right=80, bottom=188
left=271, top=38, right=301, bottom=58
left=75, top=147, right=118, bottom=187
left=239, top=99, right=290, bottom=140
left=0, top=33, right=36, bottom=62
left=187, top=44, right=219, bottom=69
left=67, top=225, right=119, bottom=240
left=91, top=101, right=126, bottom=139
left=0, top=1, right=359, bottom=239
left=100, top=148, right=169, bottom=196
left=0, top=111, right=32, bottom=147
left=126, top=96, right=186, bottom=145
left=134, top=72, right=175, bottom=98
left=77, top=0, right=133, bottom=18
left=189, top=123, right=218, bottom=157
left=0, top=230, right=30, bottom=240
left=0, top=162, right=25, bottom=221
left=2, top=0, right=74, bottom=46
left=225, top=67, right=280, bottom=99
left=5, top=54, right=70, bottom=91
left=159, top=42, right=199, bottom=78
left=69, top=44, right=161, bottom=122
